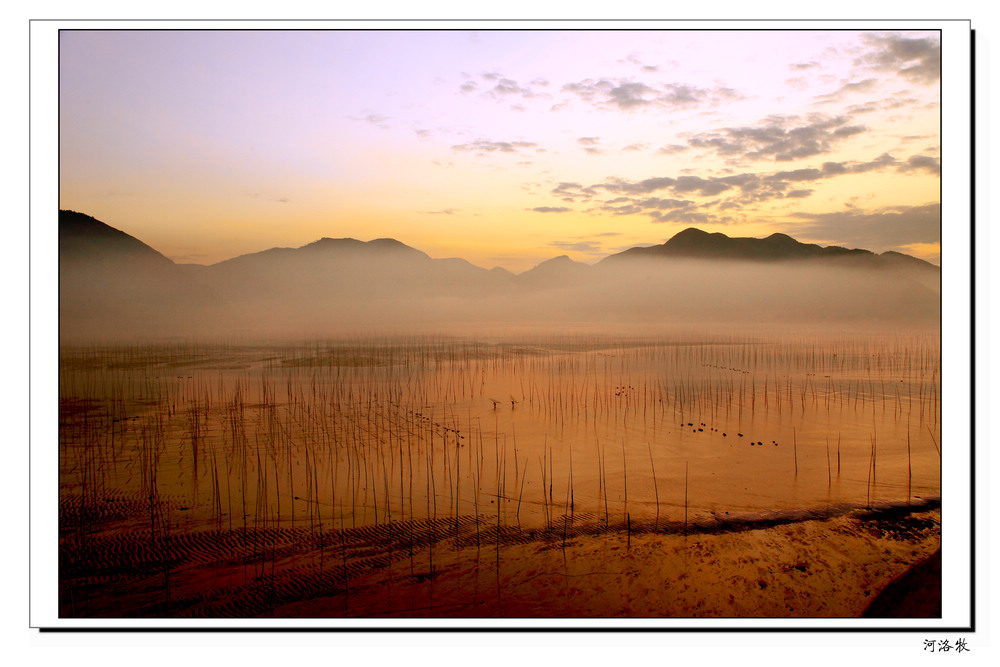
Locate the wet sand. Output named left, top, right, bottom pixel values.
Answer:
left=60, top=502, right=940, bottom=619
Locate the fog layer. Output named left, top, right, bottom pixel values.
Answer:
left=58, top=211, right=940, bottom=342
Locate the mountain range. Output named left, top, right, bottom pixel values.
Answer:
left=57, top=210, right=940, bottom=340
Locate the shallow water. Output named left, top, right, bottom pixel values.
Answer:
left=59, top=332, right=941, bottom=537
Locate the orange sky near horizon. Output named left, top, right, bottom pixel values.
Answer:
left=58, top=28, right=942, bottom=272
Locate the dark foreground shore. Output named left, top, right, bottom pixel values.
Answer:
left=60, top=498, right=941, bottom=620
left=862, top=549, right=941, bottom=618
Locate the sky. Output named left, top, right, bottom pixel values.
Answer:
left=58, top=29, right=942, bottom=271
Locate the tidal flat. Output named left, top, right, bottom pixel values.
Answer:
left=58, top=330, right=941, bottom=618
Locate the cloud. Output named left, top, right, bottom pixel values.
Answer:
left=657, top=144, right=689, bottom=155
left=451, top=139, right=538, bottom=154
left=812, top=78, right=878, bottom=104
left=847, top=95, right=922, bottom=116
left=607, top=81, right=659, bottom=108
left=711, top=87, right=741, bottom=102
left=595, top=193, right=705, bottom=222
left=785, top=76, right=811, bottom=92
left=820, top=161, right=849, bottom=175
left=659, top=84, right=704, bottom=105
left=856, top=32, right=941, bottom=84
left=493, top=78, right=524, bottom=95
left=577, top=136, right=604, bottom=155
left=549, top=233, right=624, bottom=257
left=760, top=154, right=900, bottom=193
left=349, top=112, right=391, bottom=129
left=552, top=182, right=582, bottom=193
left=597, top=173, right=749, bottom=200
left=839, top=78, right=879, bottom=94
left=423, top=208, right=457, bottom=215
left=635, top=197, right=696, bottom=210
left=899, top=134, right=936, bottom=143
left=716, top=173, right=763, bottom=191
left=549, top=149, right=930, bottom=224
left=620, top=54, right=659, bottom=72
left=598, top=176, right=676, bottom=195
left=844, top=101, right=880, bottom=115
left=623, top=142, right=650, bottom=152
left=549, top=240, right=605, bottom=254
left=561, top=77, right=737, bottom=111
left=832, top=124, right=866, bottom=139
left=790, top=62, right=820, bottom=70
left=465, top=72, right=550, bottom=101
left=841, top=152, right=898, bottom=173
left=491, top=78, right=546, bottom=100
left=771, top=167, right=825, bottom=182
left=551, top=182, right=598, bottom=201
left=789, top=202, right=940, bottom=251
left=598, top=203, right=644, bottom=216
left=364, top=113, right=390, bottom=129
left=687, top=115, right=868, bottom=162
left=672, top=176, right=732, bottom=196
left=646, top=208, right=712, bottom=224
left=531, top=206, right=572, bottom=213
left=562, top=79, right=653, bottom=108
left=897, top=154, right=940, bottom=175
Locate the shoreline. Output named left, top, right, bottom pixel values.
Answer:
left=59, top=502, right=941, bottom=620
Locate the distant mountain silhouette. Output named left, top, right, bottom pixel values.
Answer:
left=217, top=236, right=432, bottom=266
left=517, top=255, right=592, bottom=289
left=204, top=234, right=507, bottom=300
left=60, top=209, right=177, bottom=266
left=603, top=227, right=900, bottom=264
left=57, top=211, right=941, bottom=341
left=59, top=210, right=227, bottom=340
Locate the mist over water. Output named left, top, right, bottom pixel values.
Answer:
left=56, top=210, right=939, bottom=342
left=60, top=248, right=940, bottom=344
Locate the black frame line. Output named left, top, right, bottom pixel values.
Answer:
left=33, top=19, right=974, bottom=634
